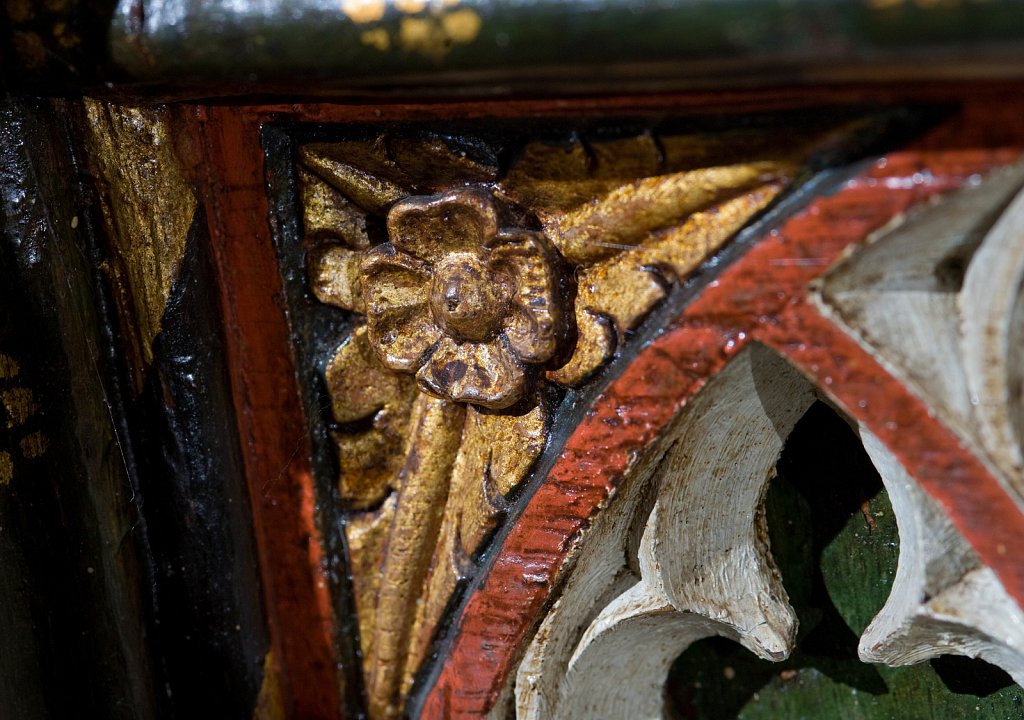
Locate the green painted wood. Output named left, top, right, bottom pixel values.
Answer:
left=6, top=0, right=1024, bottom=94
left=667, top=403, right=1024, bottom=720
left=105, top=0, right=1024, bottom=87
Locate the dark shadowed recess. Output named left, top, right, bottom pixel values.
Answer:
left=667, top=402, right=1022, bottom=720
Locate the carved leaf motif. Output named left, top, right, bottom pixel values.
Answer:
left=385, top=133, right=499, bottom=187
left=367, top=393, right=466, bottom=720
left=545, top=163, right=791, bottom=265
left=300, top=139, right=410, bottom=214
left=345, top=494, right=397, bottom=681
left=300, top=168, right=370, bottom=248
left=503, top=133, right=669, bottom=215
left=549, top=180, right=787, bottom=385
left=326, top=326, right=417, bottom=509
left=405, top=398, right=550, bottom=693
left=308, top=243, right=364, bottom=312
left=545, top=308, right=616, bottom=387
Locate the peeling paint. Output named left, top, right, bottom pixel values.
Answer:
left=0, top=354, right=19, bottom=379
left=19, top=431, right=48, bottom=459
left=0, top=450, right=11, bottom=485
left=2, top=387, right=37, bottom=427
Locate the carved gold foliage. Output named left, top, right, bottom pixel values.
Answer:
left=501, top=135, right=797, bottom=384
left=363, top=190, right=562, bottom=409
left=300, top=123, right=833, bottom=717
left=326, top=327, right=417, bottom=509
left=300, top=168, right=370, bottom=249
left=552, top=179, right=787, bottom=384
left=368, top=392, right=465, bottom=720
left=404, top=397, right=549, bottom=693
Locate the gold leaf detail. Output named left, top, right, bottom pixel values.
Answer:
left=1, top=387, right=37, bottom=427
left=301, top=123, right=848, bottom=719
left=359, top=191, right=562, bottom=408
left=345, top=494, right=397, bottom=678
left=19, top=431, right=48, bottom=460
left=386, top=189, right=498, bottom=262
left=300, top=143, right=408, bottom=215
left=83, top=101, right=196, bottom=389
left=552, top=181, right=786, bottom=385
left=367, top=393, right=465, bottom=720
left=300, top=169, right=370, bottom=249
left=546, top=309, right=616, bottom=386
left=403, top=397, right=549, bottom=695
left=504, top=138, right=621, bottom=214
left=308, top=244, right=365, bottom=313
left=575, top=260, right=666, bottom=336
left=326, top=326, right=417, bottom=509
left=546, top=163, right=789, bottom=265
left=386, top=134, right=498, bottom=188
left=417, top=336, right=525, bottom=409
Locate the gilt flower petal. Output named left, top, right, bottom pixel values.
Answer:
left=386, top=189, right=498, bottom=262
left=308, top=244, right=364, bottom=312
left=361, top=244, right=430, bottom=313
left=416, top=337, right=525, bottom=409
left=360, top=245, right=439, bottom=371
left=490, top=231, right=561, bottom=363
left=367, top=306, right=442, bottom=372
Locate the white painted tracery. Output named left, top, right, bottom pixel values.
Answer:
left=502, top=161, right=1024, bottom=719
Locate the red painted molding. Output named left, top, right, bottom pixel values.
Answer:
left=192, top=107, right=342, bottom=720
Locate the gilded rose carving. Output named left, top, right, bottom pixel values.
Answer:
left=298, top=122, right=847, bottom=717
left=361, top=189, right=562, bottom=409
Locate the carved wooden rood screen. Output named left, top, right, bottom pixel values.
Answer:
left=3, top=2, right=1024, bottom=719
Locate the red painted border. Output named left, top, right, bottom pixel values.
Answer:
left=192, top=107, right=341, bottom=719
left=420, top=112, right=1024, bottom=718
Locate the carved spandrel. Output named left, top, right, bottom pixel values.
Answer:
left=299, top=120, right=857, bottom=717
left=407, top=121, right=1024, bottom=718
